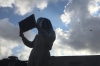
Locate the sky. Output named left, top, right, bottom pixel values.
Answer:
left=0, top=0, right=100, bottom=60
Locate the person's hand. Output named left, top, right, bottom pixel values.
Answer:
left=34, top=21, right=40, bottom=31
left=19, top=32, right=24, bottom=37
left=34, top=21, right=38, bottom=27
left=19, top=29, right=24, bottom=37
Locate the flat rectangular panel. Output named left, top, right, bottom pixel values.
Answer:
left=19, top=14, right=36, bottom=33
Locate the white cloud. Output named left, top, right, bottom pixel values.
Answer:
left=0, top=37, right=18, bottom=59
left=88, top=0, right=100, bottom=15
left=14, top=0, right=48, bottom=15
left=0, top=0, right=14, bottom=7
left=35, top=0, right=48, bottom=10
left=61, top=14, right=71, bottom=24
left=16, top=46, right=32, bottom=60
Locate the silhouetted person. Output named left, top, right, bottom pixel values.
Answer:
left=19, top=17, right=56, bottom=66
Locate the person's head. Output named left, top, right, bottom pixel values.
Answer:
left=37, top=17, right=53, bottom=30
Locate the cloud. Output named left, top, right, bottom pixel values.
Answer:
left=14, top=0, right=48, bottom=15
left=0, top=0, right=14, bottom=7
left=60, top=13, right=71, bottom=24
left=0, top=18, right=35, bottom=59
left=0, top=18, right=35, bottom=43
left=16, top=46, right=32, bottom=60
left=50, top=28, right=91, bottom=56
left=0, top=0, right=48, bottom=15
left=0, top=0, right=64, bottom=15
left=60, top=0, right=100, bottom=54
left=88, top=0, right=100, bottom=15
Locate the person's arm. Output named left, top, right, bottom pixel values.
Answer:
left=21, top=35, right=33, bottom=48
left=19, top=31, right=37, bottom=48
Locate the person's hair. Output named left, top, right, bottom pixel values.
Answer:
left=37, top=17, right=53, bottom=30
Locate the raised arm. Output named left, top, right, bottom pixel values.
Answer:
left=20, top=33, right=37, bottom=48
left=21, top=35, right=33, bottom=48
